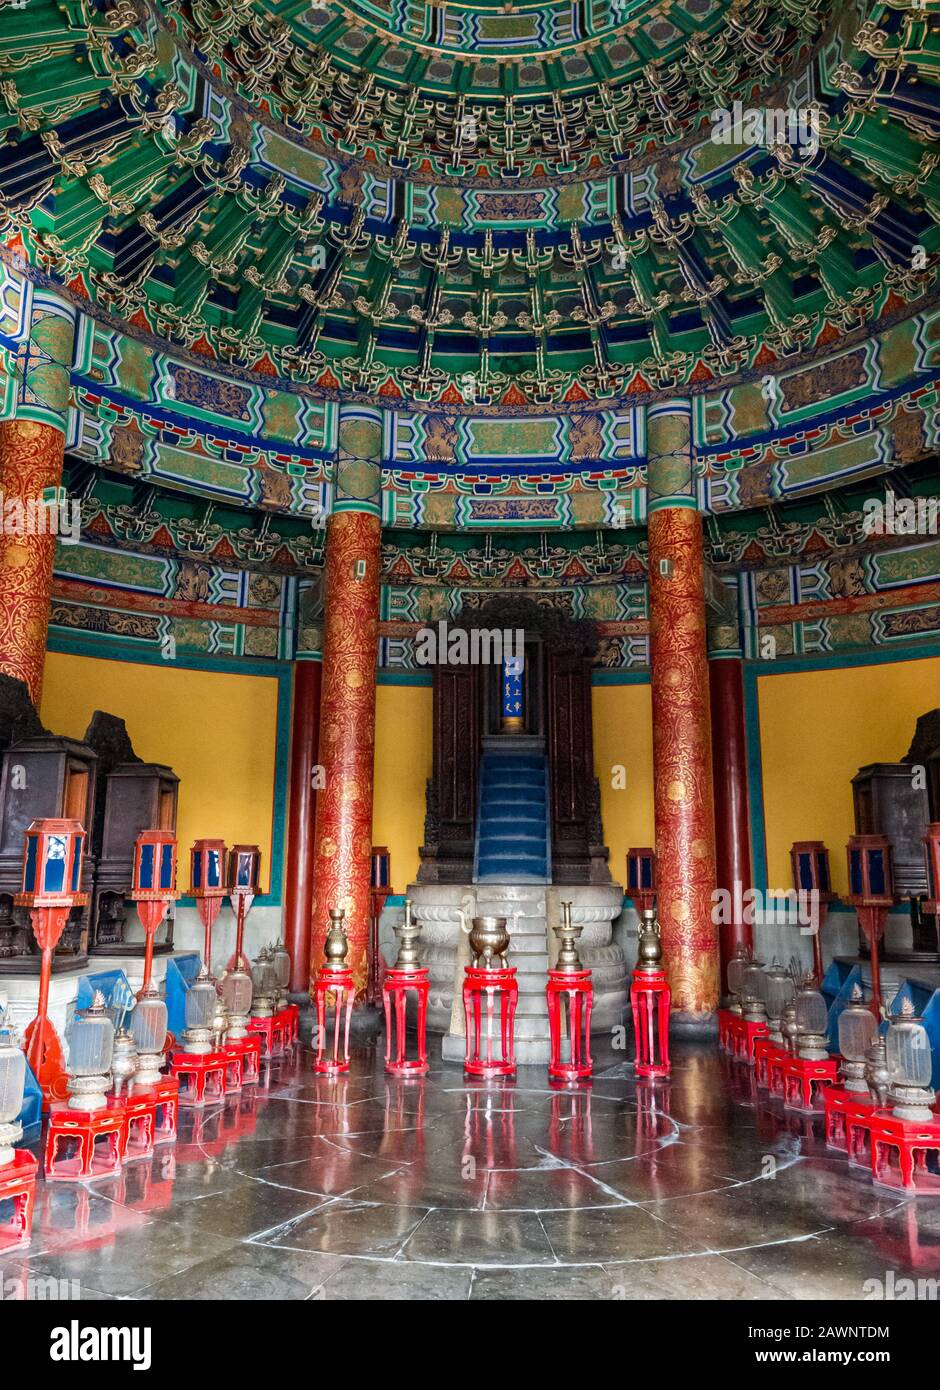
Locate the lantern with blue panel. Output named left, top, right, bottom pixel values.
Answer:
left=131, top=830, right=179, bottom=997
left=190, top=838, right=227, bottom=974
left=790, top=841, right=834, bottom=984
left=15, top=819, right=88, bottom=1109
left=626, top=848, right=656, bottom=916
left=371, top=847, right=391, bottom=893
left=845, top=834, right=895, bottom=1015
left=226, top=845, right=262, bottom=973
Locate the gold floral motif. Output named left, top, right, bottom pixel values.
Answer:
left=309, top=509, right=381, bottom=993
left=0, top=419, right=66, bottom=704
left=649, top=504, right=719, bottom=1016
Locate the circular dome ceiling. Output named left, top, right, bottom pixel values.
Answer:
left=167, top=0, right=825, bottom=179
left=0, top=0, right=938, bottom=411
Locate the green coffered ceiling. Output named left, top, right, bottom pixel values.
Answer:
left=1, top=0, right=940, bottom=413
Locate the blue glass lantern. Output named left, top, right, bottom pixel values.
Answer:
left=226, top=845, right=262, bottom=896
left=15, top=819, right=87, bottom=908
left=790, top=841, right=833, bottom=900
left=845, top=834, right=895, bottom=907
left=626, top=847, right=656, bottom=914
left=132, top=830, right=178, bottom=899
left=845, top=834, right=895, bottom=1014
left=371, top=846, right=391, bottom=892
left=131, top=830, right=180, bottom=995
left=190, top=839, right=227, bottom=897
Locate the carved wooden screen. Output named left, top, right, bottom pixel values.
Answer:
left=547, top=648, right=607, bottom=883
left=418, top=664, right=481, bottom=882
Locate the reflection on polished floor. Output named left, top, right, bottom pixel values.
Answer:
left=2, top=1044, right=937, bottom=1301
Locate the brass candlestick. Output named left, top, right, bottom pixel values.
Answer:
left=323, top=907, right=350, bottom=972
left=393, top=899, right=422, bottom=972
left=553, top=900, right=584, bottom=972
left=636, top=906, right=664, bottom=972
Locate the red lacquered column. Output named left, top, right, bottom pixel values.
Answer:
left=0, top=293, right=77, bottom=705
left=646, top=399, right=719, bottom=1026
left=309, top=405, right=383, bottom=994
left=709, top=650, right=753, bottom=990
left=282, top=659, right=322, bottom=992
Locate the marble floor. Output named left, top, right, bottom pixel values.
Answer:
left=2, top=1042, right=938, bottom=1301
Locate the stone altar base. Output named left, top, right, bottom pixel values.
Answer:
left=404, top=882, right=628, bottom=1066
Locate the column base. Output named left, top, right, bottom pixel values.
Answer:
left=668, top=1011, right=719, bottom=1041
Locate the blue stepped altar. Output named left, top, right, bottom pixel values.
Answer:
left=474, top=747, right=550, bottom=883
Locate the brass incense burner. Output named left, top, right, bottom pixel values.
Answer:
left=467, top=915, right=510, bottom=969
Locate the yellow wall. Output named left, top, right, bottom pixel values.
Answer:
left=373, top=682, right=433, bottom=890
left=758, top=654, right=940, bottom=896
left=41, top=652, right=281, bottom=891
left=592, top=682, right=654, bottom=887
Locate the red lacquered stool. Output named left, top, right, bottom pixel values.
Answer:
left=227, top=1033, right=262, bottom=1085
left=168, top=1049, right=228, bottom=1106
left=0, top=1150, right=38, bottom=1248
left=384, top=969, right=430, bottom=1076
left=631, top=908, right=670, bottom=1078
left=462, top=915, right=517, bottom=1079
left=865, top=1010, right=940, bottom=1191
left=115, top=1091, right=157, bottom=1162
left=869, top=1108, right=940, bottom=1193
left=384, top=901, right=430, bottom=1077
left=248, top=1013, right=286, bottom=1059
left=754, top=1035, right=786, bottom=1089
left=729, top=1014, right=746, bottom=1056
left=547, top=969, right=592, bottom=1083
left=717, top=1008, right=739, bottom=1053
left=825, top=1085, right=876, bottom=1153
left=546, top=902, right=592, bottom=1084
left=768, top=1044, right=792, bottom=1100
left=463, top=965, right=518, bottom=1079
left=45, top=1104, right=125, bottom=1181
left=272, top=1007, right=294, bottom=1049
left=733, top=1016, right=768, bottom=1063
left=137, top=1075, right=179, bottom=1144
left=312, top=908, right=357, bottom=1075
left=283, top=1002, right=300, bottom=1044
left=222, top=1046, right=244, bottom=1093
left=781, top=1053, right=839, bottom=1112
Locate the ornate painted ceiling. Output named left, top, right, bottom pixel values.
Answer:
left=1, top=0, right=939, bottom=411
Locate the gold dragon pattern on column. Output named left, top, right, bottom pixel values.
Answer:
left=309, top=405, right=383, bottom=994
left=0, top=290, right=76, bottom=706
left=0, top=420, right=65, bottom=704
left=646, top=400, right=719, bottom=1021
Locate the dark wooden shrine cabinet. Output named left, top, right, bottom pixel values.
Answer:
left=852, top=764, right=930, bottom=900
left=907, top=708, right=940, bottom=820
left=417, top=596, right=609, bottom=885
left=0, top=701, right=98, bottom=971
left=848, top=708, right=940, bottom=962
left=84, top=713, right=179, bottom=955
